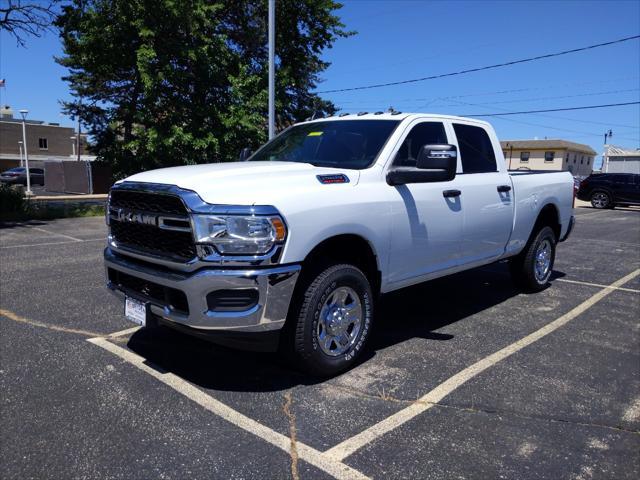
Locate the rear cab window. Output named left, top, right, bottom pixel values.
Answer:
left=452, top=123, right=497, bottom=174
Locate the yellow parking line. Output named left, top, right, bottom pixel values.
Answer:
left=87, top=335, right=370, bottom=480
left=0, top=308, right=103, bottom=337
left=324, top=268, right=640, bottom=462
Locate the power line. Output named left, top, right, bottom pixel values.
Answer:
left=443, top=98, right=639, bottom=141
left=427, top=88, right=639, bottom=108
left=465, top=101, right=640, bottom=117
left=439, top=96, right=640, bottom=130
left=335, top=76, right=640, bottom=105
left=317, top=34, right=640, bottom=94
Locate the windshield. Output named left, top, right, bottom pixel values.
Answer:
left=5, top=168, right=25, bottom=173
left=250, top=120, right=400, bottom=169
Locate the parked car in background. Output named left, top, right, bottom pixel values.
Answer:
left=577, top=173, right=640, bottom=208
left=0, top=167, right=45, bottom=186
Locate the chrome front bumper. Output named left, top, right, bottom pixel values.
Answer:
left=104, top=247, right=300, bottom=333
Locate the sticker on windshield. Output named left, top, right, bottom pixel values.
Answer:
left=307, top=131, right=323, bottom=137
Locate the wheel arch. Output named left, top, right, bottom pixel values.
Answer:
left=300, top=233, right=382, bottom=295
left=531, top=203, right=561, bottom=242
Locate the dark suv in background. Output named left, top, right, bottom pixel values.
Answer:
left=577, top=173, right=640, bottom=209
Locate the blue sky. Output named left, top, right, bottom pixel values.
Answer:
left=1, top=0, right=638, bottom=166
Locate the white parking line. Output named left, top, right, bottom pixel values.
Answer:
left=0, top=238, right=105, bottom=249
left=555, top=277, right=640, bottom=293
left=107, top=326, right=141, bottom=338
left=87, top=336, right=369, bottom=480
left=324, top=268, right=640, bottom=461
left=28, top=226, right=83, bottom=242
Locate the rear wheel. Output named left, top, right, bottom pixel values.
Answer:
left=286, top=263, right=373, bottom=377
left=591, top=190, right=612, bottom=209
left=510, top=226, right=556, bottom=292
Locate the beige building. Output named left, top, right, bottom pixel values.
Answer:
left=500, top=139, right=597, bottom=177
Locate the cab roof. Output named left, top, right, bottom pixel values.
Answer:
left=303, top=112, right=492, bottom=127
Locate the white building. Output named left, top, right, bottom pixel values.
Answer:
left=602, top=145, right=640, bottom=174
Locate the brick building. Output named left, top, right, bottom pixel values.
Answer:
left=500, top=139, right=597, bottom=177
left=0, top=105, right=90, bottom=170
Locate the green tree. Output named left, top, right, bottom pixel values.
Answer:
left=56, top=0, right=351, bottom=178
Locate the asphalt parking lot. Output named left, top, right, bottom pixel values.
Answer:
left=1, top=206, right=639, bottom=479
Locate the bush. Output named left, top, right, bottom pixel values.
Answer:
left=0, top=184, right=29, bottom=220
left=0, top=184, right=105, bottom=221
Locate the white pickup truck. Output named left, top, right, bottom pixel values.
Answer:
left=105, top=113, right=575, bottom=375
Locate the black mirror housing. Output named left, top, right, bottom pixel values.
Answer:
left=239, top=147, right=252, bottom=162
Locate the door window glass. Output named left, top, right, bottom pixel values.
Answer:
left=394, top=122, right=447, bottom=167
left=453, top=123, right=497, bottom=173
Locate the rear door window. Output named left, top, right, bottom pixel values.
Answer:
left=453, top=123, right=497, bottom=173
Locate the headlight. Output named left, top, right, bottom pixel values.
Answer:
left=192, top=214, right=287, bottom=255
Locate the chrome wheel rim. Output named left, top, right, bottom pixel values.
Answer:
left=316, top=286, right=363, bottom=357
left=592, top=192, right=609, bottom=208
left=534, top=239, right=552, bottom=282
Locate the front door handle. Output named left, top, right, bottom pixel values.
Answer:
left=497, top=185, right=512, bottom=192
left=443, top=189, right=461, bottom=198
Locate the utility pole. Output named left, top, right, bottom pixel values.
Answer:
left=19, top=109, right=32, bottom=196
left=603, top=129, right=613, bottom=172
left=268, top=0, right=275, bottom=139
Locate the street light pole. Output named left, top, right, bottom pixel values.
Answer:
left=268, top=0, right=275, bottom=140
left=71, top=136, right=76, bottom=157
left=19, top=109, right=32, bottom=196
left=18, top=141, right=24, bottom=167
left=76, top=116, right=81, bottom=161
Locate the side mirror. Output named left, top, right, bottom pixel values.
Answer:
left=416, top=144, right=457, bottom=173
left=238, top=147, right=253, bottom=162
left=387, top=144, right=457, bottom=186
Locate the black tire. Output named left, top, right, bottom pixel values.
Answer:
left=590, top=190, right=613, bottom=209
left=286, top=263, right=373, bottom=377
left=510, top=226, right=556, bottom=293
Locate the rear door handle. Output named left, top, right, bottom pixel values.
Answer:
left=443, top=189, right=461, bottom=198
left=497, top=185, right=512, bottom=192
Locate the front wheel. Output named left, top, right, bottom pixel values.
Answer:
left=591, top=190, right=612, bottom=209
left=286, top=264, right=373, bottom=377
left=510, top=226, right=556, bottom=292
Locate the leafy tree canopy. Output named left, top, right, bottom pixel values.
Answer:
left=56, top=0, right=351, bottom=177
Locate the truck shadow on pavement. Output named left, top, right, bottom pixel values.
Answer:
left=125, top=263, right=564, bottom=393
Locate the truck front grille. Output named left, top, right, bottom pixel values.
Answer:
left=109, top=189, right=196, bottom=262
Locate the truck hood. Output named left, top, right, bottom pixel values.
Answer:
left=122, top=161, right=359, bottom=206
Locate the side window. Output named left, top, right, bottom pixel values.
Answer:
left=394, top=122, right=447, bottom=167
left=453, top=123, right=497, bottom=173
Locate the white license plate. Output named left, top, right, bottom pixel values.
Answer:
left=125, top=297, right=147, bottom=327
